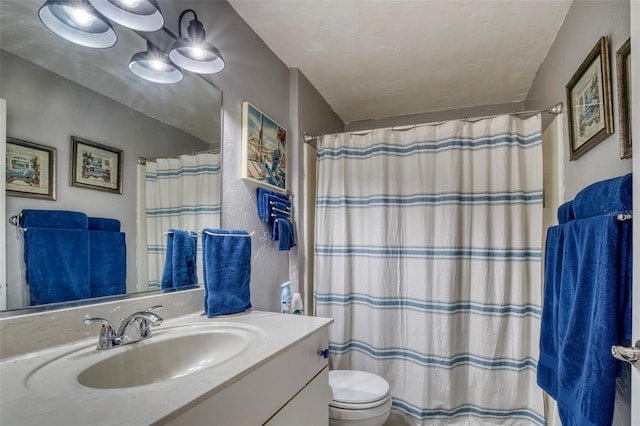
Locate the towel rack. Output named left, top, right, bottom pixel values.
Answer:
left=272, top=207, right=291, bottom=216
left=202, top=230, right=254, bottom=238
left=617, top=213, right=632, bottom=221
left=8, top=214, right=26, bottom=231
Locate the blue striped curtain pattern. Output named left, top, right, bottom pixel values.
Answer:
left=314, top=115, right=544, bottom=425
left=144, top=153, right=221, bottom=290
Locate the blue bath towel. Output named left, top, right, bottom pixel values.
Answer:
left=20, top=209, right=88, bottom=229
left=25, top=227, right=91, bottom=305
left=557, top=201, right=575, bottom=224
left=89, top=230, right=126, bottom=298
left=202, top=229, right=252, bottom=317
left=277, top=218, right=296, bottom=251
left=538, top=215, right=632, bottom=426
left=88, top=217, right=121, bottom=232
left=161, top=229, right=198, bottom=291
left=572, top=173, right=632, bottom=219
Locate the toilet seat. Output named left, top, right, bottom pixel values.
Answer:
left=329, top=370, right=391, bottom=410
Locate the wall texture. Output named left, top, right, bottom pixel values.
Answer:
left=160, top=0, right=292, bottom=312
left=289, top=69, right=344, bottom=313
left=1, top=50, right=208, bottom=309
left=525, top=0, right=631, bottom=199
left=345, top=101, right=526, bottom=132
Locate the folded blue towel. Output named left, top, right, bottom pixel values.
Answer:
left=557, top=201, right=575, bottom=224
left=161, top=229, right=198, bottom=291
left=257, top=190, right=290, bottom=221
left=20, top=209, right=88, bottom=229
left=25, top=228, right=91, bottom=305
left=89, top=230, right=126, bottom=298
left=202, top=229, right=252, bottom=317
left=88, top=217, right=121, bottom=232
left=277, top=218, right=296, bottom=251
left=572, top=173, right=632, bottom=219
left=538, top=215, right=632, bottom=426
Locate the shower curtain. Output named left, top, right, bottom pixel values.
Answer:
left=314, top=115, right=544, bottom=425
left=138, top=153, right=221, bottom=290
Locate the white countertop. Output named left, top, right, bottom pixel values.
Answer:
left=0, top=310, right=333, bottom=425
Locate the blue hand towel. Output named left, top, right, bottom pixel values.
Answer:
left=572, top=173, right=632, bottom=219
left=25, top=227, right=91, bottom=305
left=89, top=230, right=126, bottom=298
left=277, top=218, right=296, bottom=251
left=538, top=215, right=632, bottom=426
left=202, top=229, right=252, bottom=317
left=20, top=209, right=88, bottom=229
left=88, top=217, right=121, bottom=232
left=161, top=229, right=198, bottom=291
left=557, top=201, right=575, bottom=224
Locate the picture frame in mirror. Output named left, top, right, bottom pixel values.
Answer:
left=6, top=137, right=57, bottom=200
left=616, top=38, right=631, bottom=159
left=566, top=36, right=614, bottom=161
left=70, top=136, right=123, bottom=194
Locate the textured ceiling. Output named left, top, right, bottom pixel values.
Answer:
left=229, top=0, right=572, bottom=123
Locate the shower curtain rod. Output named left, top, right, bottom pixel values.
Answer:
left=137, top=148, right=220, bottom=165
left=302, top=102, right=563, bottom=144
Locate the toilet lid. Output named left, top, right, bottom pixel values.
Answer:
left=329, top=370, right=390, bottom=404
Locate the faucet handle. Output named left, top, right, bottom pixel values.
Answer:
left=144, top=305, right=163, bottom=313
left=83, top=317, right=118, bottom=350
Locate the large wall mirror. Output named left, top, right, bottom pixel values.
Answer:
left=1, top=1, right=222, bottom=312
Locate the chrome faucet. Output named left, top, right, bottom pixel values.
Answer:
left=84, top=305, right=163, bottom=350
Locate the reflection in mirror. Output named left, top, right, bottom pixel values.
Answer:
left=1, top=1, right=222, bottom=312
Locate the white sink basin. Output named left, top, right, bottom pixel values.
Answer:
left=26, top=323, right=260, bottom=393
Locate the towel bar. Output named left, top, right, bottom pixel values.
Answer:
left=202, top=230, right=254, bottom=237
left=272, top=208, right=291, bottom=216
left=617, top=213, right=632, bottom=221
left=8, top=214, right=26, bottom=231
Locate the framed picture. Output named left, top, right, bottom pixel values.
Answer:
left=70, top=136, right=123, bottom=194
left=241, top=101, right=287, bottom=192
left=566, top=36, right=614, bottom=161
left=616, top=38, right=631, bottom=159
left=6, top=137, right=56, bottom=200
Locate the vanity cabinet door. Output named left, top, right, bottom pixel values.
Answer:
left=265, top=367, right=330, bottom=426
left=164, top=327, right=330, bottom=425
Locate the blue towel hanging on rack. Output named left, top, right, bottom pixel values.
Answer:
left=538, top=174, right=632, bottom=426
left=202, top=229, right=252, bottom=317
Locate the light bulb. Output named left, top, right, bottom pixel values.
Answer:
left=71, top=8, right=95, bottom=27
left=190, top=46, right=205, bottom=59
left=150, top=59, right=164, bottom=70
left=119, top=0, right=142, bottom=7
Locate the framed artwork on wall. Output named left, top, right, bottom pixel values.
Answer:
left=6, top=137, right=56, bottom=200
left=616, top=38, right=631, bottom=159
left=70, top=136, right=123, bottom=194
left=241, top=101, right=287, bottom=192
left=566, top=36, right=614, bottom=161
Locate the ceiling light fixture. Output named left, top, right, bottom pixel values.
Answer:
left=38, top=0, right=117, bottom=48
left=87, top=0, right=164, bottom=32
left=129, top=41, right=183, bottom=84
left=168, top=9, right=224, bottom=74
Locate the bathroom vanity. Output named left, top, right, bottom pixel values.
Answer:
left=0, top=306, right=333, bottom=425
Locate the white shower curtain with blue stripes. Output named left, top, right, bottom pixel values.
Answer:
left=314, top=115, right=544, bottom=425
left=142, top=153, right=221, bottom=290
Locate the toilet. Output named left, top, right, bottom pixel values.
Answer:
left=328, top=370, right=392, bottom=426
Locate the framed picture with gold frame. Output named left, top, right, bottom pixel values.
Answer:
left=70, top=136, right=123, bottom=194
left=6, top=137, right=56, bottom=200
left=616, top=38, right=631, bottom=159
left=566, top=36, right=614, bottom=161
